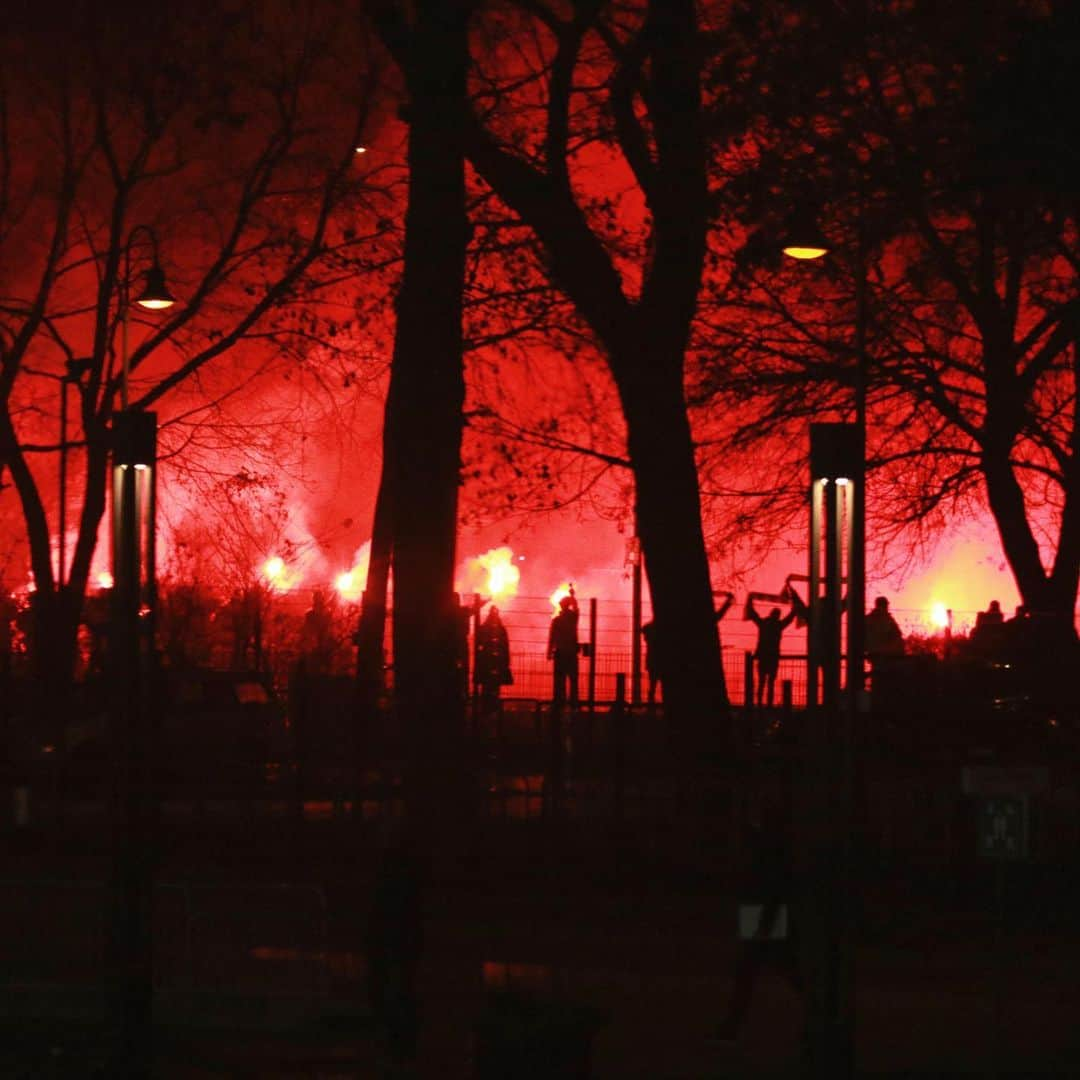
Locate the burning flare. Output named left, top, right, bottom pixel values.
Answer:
left=461, top=546, right=521, bottom=603
left=262, top=555, right=300, bottom=594
left=549, top=582, right=573, bottom=614
left=334, top=541, right=371, bottom=603
left=929, top=602, right=950, bottom=630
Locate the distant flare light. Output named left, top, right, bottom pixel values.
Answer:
left=97, top=571, right=114, bottom=590
left=335, top=569, right=357, bottom=599
left=930, top=602, right=950, bottom=630
left=549, top=582, right=573, bottom=614
left=480, top=547, right=520, bottom=601
left=460, top=546, right=520, bottom=603
left=262, top=555, right=299, bottom=593
left=335, top=541, right=371, bottom=602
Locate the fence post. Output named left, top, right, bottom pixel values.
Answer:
left=743, top=650, right=754, bottom=711
left=613, top=673, right=626, bottom=823
left=631, top=549, right=643, bottom=706
left=587, top=597, right=597, bottom=715
left=548, top=704, right=563, bottom=819
left=471, top=593, right=483, bottom=722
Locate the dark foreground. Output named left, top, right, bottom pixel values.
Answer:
left=3, top=700, right=1079, bottom=1077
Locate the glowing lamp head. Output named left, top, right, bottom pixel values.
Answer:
left=781, top=208, right=830, bottom=261
left=782, top=243, right=829, bottom=261
left=134, top=264, right=175, bottom=310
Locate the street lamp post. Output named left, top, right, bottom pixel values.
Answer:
left=107, top=225, right=174, bottom=1077
left=784, top=214, right=868, bottom=1080
left=57, top=358, right=93, bottom=589
left=783, top=215, right=868, bottom=713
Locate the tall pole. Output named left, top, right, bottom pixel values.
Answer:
left=107, top=225, right=172, bottom=1078
left=630, top=535, right=642, bottom=706
left=848, top=228, right=867, bottom=716
left=58, top=379, right=68, bottom=588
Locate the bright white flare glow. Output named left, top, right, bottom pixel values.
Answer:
left=549, top=582, right=573, bottom=614
left=930, top=602, right=950, bottom=629
left=97, top=571, right=114, bottom=590
left=478, top=547, right=520, bottom=601
left=262, top=555, right=299, bottom=593
left=334, top=542, right=371, bottom=602
left=458, top=546, right=521, bottom=603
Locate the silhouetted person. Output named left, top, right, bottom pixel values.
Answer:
left=452, top=592, right=472, bottom=702
left=1004, top=603, right=1033, bottom=665
left=475, top=605, right=512, bottom=711
left=745, top=596, right=796, bottom=709
left=865, top=595, right=904, bottom=669
left=972, top=598, right=1007, bottom=659
left=548, top=587, right=580, bottom=708
left=714, top=590, right=735, bottom=623
left=0, top=591, right=13, bottom=742
left=301, top=588, right=334, bottom=675
left=640, top=619, right=662, bottom=707
left=83, top=587, right=110, bottom=676
left=716, top=796, right=802, bottom=1042
left=225, top=587, right=261, bottom=670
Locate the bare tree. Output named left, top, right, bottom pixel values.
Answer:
left=367, top=0, right=472, bottom=756
left=704, top=0, right=1080, bottom=645
left=461, top=0, right=732, bottom=745
left=0, top=2, right=391, bottom=684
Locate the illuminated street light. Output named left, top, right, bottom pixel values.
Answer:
left=133, top=262, right=175, bottom=310
left=121, top=225, right=175, bottom=410
left=785, top=209, right=869, bottom=1080
left=108, top=224, right=174, bottom=1073
left=781, top=208, right=830, bottom=261
left=783, top=210, right=866, bottom=712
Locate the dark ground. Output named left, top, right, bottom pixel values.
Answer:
left=3, top=700, right=1079, bottom=1077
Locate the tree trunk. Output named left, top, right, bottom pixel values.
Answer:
left=617, top=350, right=730, bottom=749
left=355, top=471, right=392, bottom=715
left=984, top=447, right=1078, bottom=646
left=461, top=0, right=730, bottom=748
left=382, top=0, right=470, bottom=803
left=367, top=5, right=473, bottom=1069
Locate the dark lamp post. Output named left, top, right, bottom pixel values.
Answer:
left=107, top=223, right=172, bottom=1077
left=784, top=211, right=868, bottom=1080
